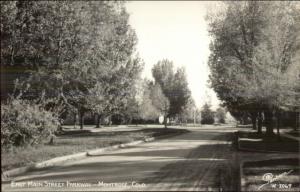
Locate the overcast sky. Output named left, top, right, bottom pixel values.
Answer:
left=126, top=1, right=220, bottom=109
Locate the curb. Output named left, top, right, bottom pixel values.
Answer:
left=87, top=130, right=186, bottom=156
left=2, top=130, right=187, bottom=180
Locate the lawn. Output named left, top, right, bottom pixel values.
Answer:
left=286, top=130, right=300, bottom=138
left=242, top=158, right=300, bottom=191
left=2, top=127, right=188, bottom=172
left=236, top=131, right=300, bottom=152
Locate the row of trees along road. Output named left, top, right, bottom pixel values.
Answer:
left=208, top=1, right=300, bottom=136
left=1, top=1, right=195, bottom=148
left=1, top=1, right=143, bottom=134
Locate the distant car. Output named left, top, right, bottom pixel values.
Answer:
left=214, top=123, right=221, bottom=126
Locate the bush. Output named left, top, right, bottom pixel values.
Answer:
left=201, top=116, right=215, bottom=124
left=1, top=98, right=60, bottom=149
left=201, top=103, right=215, bottom=124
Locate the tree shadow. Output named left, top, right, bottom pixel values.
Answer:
left=137, top=136, right=239, bottom=191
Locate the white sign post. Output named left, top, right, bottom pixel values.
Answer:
left=159, top=115, right=164, bottom=124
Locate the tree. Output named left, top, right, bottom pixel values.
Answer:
left=60, top=3, right=141, bottom=129
left=216, top=107, right=226, bottom=124
left=179, top=98, right=197, bottom=124
left=107, top=57, right=144, bottom=125
left=1, top=1, right=18, bottom=100
left=201, top=103, right=215, bottom=124
left=150, top=83, right=170, bottom=128
left=1, top=1, right=85, bottom=130
left=152, top=60, right=191, bottom=120
left=1, top=1, right=92, bottom=124
left=207, top=1, right=266, bottom=131
left=247, top=2, right=300, bottom=135
left=136, top=79, right=160, bottom=121
left=172, top=67, right=192, bottom=117
left=152, top=59, right=175, bottom=91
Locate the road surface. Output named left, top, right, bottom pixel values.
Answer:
left=2, top=125, right=241, bottom=191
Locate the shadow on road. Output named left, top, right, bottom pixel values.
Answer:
left=4, top=130, right=240, bottom=191
left=136, top=133, right=240, bottom=191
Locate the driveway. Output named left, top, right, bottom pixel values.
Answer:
left=2, top=125, right=241, bottom=191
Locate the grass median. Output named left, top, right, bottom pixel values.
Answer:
left=2, top=127, right=188, bottom=172
left=286, top=130, right=300, bottom=138
left=236, top=131, right=299, bottom=152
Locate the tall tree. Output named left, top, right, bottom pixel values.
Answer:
left=172, top=67, right=192, bottom=117
left=152, top=60, right=191, bottom=119
left=137, top=79, right=160, bottom=121
left=207, top=1, right=266, bottom=131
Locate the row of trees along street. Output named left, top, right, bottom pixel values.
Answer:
left=1, top=1, right=197, bottom=149
left=207, top=1, right=300, bottom=136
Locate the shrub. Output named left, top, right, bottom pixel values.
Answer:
left=201, top=103, right=215, bottom=124
left=201, top=116, right=215, bottom=124
left=1, top=98, right=60, bottom=149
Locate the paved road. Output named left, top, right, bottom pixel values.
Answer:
left=2, top=126, right=241, bottom=191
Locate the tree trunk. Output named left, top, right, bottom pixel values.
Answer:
left=48, top=133, right=55, bottom=145
left=250, top=112, right=257, bottom=130
left=108, top=115, right=112, bottom=126
left=257, top=111, right=263, bottom=134
left=298, top=112, right=300, bottom=130
left=164, top=115, right=167, bottom=129
left=79, top=110, right=85, bottom=130
left=74, top=113, right=77, bottom=129
left=276, top=111, right=281, bottom=141
left=264, top=110, right=274, bottom=136
left=57, top=124, right=62, bottom=132
left=95, top=114, right=101, bottom=128
left=242, top=113, right=248, bottom=125
left=295, top=112, right=299, bottom=131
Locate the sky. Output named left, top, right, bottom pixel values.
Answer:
left=126, top=1, right=220, bottom=109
